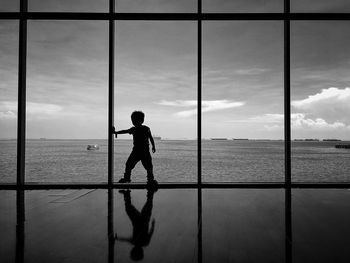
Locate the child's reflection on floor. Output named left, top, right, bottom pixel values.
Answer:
left=116, top=189, right=157, bottom=261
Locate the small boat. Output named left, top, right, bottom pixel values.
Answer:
left=87, top=144, right=99, bottom=150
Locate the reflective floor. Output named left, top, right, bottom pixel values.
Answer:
left=1, top=188, right=350, bottom=263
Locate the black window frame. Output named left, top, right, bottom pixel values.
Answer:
left=2, top=1, right=350, bottom=262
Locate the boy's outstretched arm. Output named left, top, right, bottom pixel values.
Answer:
left=112, top=126, right=130, bottom=138
left=149, top=130, right=156, bottom=153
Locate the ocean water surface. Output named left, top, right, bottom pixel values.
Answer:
left=0, top=139, right=349, bottom=183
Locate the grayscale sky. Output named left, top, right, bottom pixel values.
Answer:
left=1, top=1, right=350, bottom=140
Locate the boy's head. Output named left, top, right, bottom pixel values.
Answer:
left=131, top=111, right=145, bottom=126
left=130, top=246, right=144, bottom=261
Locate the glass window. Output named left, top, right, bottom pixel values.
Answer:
left=203, top=0, right=282, bottom=13
left=24, top=189, right=108, bottom=262
left=115, top=0, right=197, bottom=13
left=0, top=191, right=16, bottom=262
left=26, top=21, right=108, bottom=183
left=114, top=21, right=197, bottom=183
left=203, top=189, right=285, bottom=261
left=114, top=189, right=197, bottom=261
left=291, top=21, right=350, bottom=183
left=292, top=0, right=350, bottom=13
left=0, top=0, right=18, bottom=11
left=203, top=21, right=284, bottom=182
left=293, top=189, right=350, bottom=262
left=0, top=21, right=18, bottom=183
left=29, top=0, right=108, bottom=12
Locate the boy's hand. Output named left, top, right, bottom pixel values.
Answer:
left=112, top=126, right=118, bottom=138
left=152, top=146, right=156, bottom=153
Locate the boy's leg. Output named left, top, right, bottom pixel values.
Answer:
left=141, top=151, right=154, bottom=181
left=123, top=151, right=140, bottom=181
left=141, top=189, right=155, bottom=221
left=121, top=190, right=141, bottom=223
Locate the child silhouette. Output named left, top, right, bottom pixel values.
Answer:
left=115, top=189, right=156, bottom=261
left=113, top=111, right=157, bottom=186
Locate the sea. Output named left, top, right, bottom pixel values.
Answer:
left=0, top=139, right=349, bottom=183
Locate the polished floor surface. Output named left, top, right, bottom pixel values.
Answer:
left=1, top=188, right=350, bottom=263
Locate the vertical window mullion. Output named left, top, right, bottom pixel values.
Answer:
left=198, top=1, right=203, bottom=262
left=198, top=0, right=202, bottom=186
left=17, top=0, right=28, bottom=187
left=197, top=185, right=202, bottom=263
left=108, top=0, right=115, bottom=185
left=108, top=189, right=114, bottom=261
left=16, top=190, right=25, bottom=261
left=284, top=1, right=291, bottom=187
left=284, top=1, right=292, bottom=262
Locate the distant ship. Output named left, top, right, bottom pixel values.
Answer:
left=323, top=139, right=341, bottom=141
left=335, top=144, right=350, bottom=149
left=153, top=136, right=161, bottom=140
left=211, top=138, right=228, bottom=140
left=294, top=139, right=320, bottom=141
left=233, top=138, right=249, bottom=141
left=87, top=144, right=99, bottom=150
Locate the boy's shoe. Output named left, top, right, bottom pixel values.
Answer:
left=118, top=178, right=131, bottom=183
left=147, top=179, right=158, bottom=187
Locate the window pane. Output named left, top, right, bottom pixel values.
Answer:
left=0, top=0, right=18, bottom=11
left=291, top=21, right=350, bottom=182
left=115, top=0, right=196, bottom=13
left=26, top=21, right=108, bottom=183
left=292, top=0, right=350, bottom=13
left=29, top=0, right=107, bottom=12
left=115, top=189, right=197, bottom=261
left=0, top=191, right=16, bottom=262
left=203, top=189, right=285, bottom=262
left=203, top=21, right=284, bottom=182
left=293, top=189, right=350, bottom=262
left=115, top=21, right=197, bottom=183
left=0, top=21, right=18, bottom=183
left=24, top=190, right=107, bottom=262
left=203, top=0, right=282, bottom=13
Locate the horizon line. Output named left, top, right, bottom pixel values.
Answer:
left=1, top=138, right=350, bottom=141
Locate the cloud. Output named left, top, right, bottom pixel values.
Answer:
left=242, top=87, right=350, bottom=131
left=248, top=113, right=284, bottom=123
left=0, top=101, right=62, bottom=120
left=158, top=100, right=197, bottom=107
left=253, top=113, right=348, bottom=130
left=263, top=124, right=281, bottom=131
left=291, top=113, right=346, bottom=130
left=0, top=110, right=16, bottom=120
left=292, top=87, right=350, bottom=108
left=157, top=99, right=245, bottom=117
left=291, top=87, right=350, bottom=123
left=234, top=68, right=269, bottom=75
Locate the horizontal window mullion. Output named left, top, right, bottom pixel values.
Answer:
left=2, top=12, right=350, bottom=20
left=2, top=183, right=350, bottom=190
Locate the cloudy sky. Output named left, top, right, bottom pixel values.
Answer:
left=1, top=1, right=350, bottom=139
